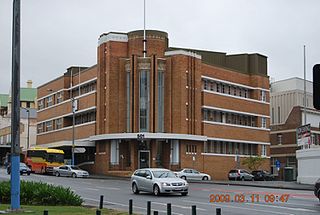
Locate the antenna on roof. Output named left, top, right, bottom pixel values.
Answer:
left=143, top=0, right=146, bottom=58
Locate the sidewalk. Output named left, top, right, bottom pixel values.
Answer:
left=90, top=174, right=314, bottom=191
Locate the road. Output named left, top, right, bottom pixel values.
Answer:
left=1, top=168, right=319, bottom=215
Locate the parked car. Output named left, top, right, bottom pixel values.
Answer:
left=228, top=169, right=254, bottom=181
left=54, top=165, right=89, bottom=178
left=315, top=178, right=320, bottom=201
left=174, top=168, right=211, bottom=181
left=131, top=168, right=189, bottom=196
left=251, top=170, right=274, bottom=181
left=7, top=163, right=31, bottom=175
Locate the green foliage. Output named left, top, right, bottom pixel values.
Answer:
left=0, top=181, right=83, bottom=206
left=242, top=156, right=266, bottom=171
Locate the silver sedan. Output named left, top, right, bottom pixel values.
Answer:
left=174, top=168, right=211, bottom=181
left=54, top=165, right=89, bottom=178
left=131, top=168, right=189, bottom=196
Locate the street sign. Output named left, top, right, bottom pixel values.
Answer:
left=74, top=147, right=86, bottom=153
left=296, top=124, right=311, bottom=146
left=276, top=160, right=280, bottom=168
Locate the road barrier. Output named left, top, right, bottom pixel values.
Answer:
left=42, top=197, right=223, bottom=215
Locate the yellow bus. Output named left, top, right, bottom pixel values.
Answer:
left=25, top=147, right=64, bottom=174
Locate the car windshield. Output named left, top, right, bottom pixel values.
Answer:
left=152, top=170, right=177, bottom=178
left=20, top=163, right=27, bottom=168
left=70, top=166, right=81, bottom=170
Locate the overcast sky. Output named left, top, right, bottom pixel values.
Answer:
left=1, top=0, right=319, bottom=93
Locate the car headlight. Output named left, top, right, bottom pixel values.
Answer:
left=161, top=182, right=171, bottom=186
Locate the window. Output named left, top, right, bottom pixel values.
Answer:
left=56, top=118, right=62, bottom=129
left=261, top=145, right=267, bottom=157
left=56, top=92, right=63, bottom=104
left=38, top=100, right=44, bottom=110
left=170, top=140, right=179, bottom=164
left=126, top=70, right=131, bottom=132
left=110, top=140, right=119, bottom=165
left=139, top=70, right=150, bottom=132
left=37, top=123, right=43, bottom=134
left=277, top=134, right=282, bottom=145
left=186, top=144, right=197, bottom=154
left=261, top=117, right=267, bottom=128
left=46, top=121, right=53, bottom=131
left=271, top=107, right=274, bottom=124
left=278, top=106, right=281, bottom=123
left=261, top=90, right=267, bottom=102
left=158, top=70, right=164, bottom=132
left=47, top=96, right=53, bottom=107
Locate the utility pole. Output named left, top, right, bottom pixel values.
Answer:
left=11, top=0, right=21, bottom=210
left=303, top=45, right=307, bottom=125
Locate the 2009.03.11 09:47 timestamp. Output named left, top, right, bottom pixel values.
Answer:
left=209, top=193, right=290, bottom=203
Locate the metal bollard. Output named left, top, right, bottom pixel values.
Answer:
left=43, top=210, right=48, bottom=215
left=99, top=195, right=104, bottom=209
left=147, top=201, right=151, bottom=215
left=167, top=203, right=171, bottom=215
left=216, top=208, right=221, bottom=215
left=96, top=209, right=101, bottom=215
left=129, top=199, right=133, bottom=214
left=153, top=211, right=159, bottom=215
left=192, top=205, right=196, bottom=215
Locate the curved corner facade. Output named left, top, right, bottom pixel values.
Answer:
left=37, top=29, right=270, bottom=179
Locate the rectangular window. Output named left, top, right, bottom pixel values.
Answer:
left=228, top=142, right=233, bottom=154
left=110, top=140, right=119, bottom=165
left=126, top=70, right=131, bottom=132
left=261, top=145, right=267, bottom=157
left=56, top=118, right=62, bottom=129
left=261, top=117, right=267, bottom=128
left=47, top=96, right=53, bottom=107
left=57, top=92, right=63, bottom=104
left=261, top=90, right=267, bottom=102
left=139, top=70, right=150, bottom=132
left=158, top=71, right=164, bottom=132
left=170, top=140, right=179, bottom=164
left=278, top=106, right=281, bottom=123
left=46, top=121, right=53, bottom=131
left=186, top=144, right=197, bottom=153
left=38, top=100, right=44, bottom=110
left=37, top=123, right=43, bottom=134
left=271, top=107, right=274, bottom=124
left=277, top=134, right=282, bottom=145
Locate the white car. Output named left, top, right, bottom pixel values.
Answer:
left=54, top=165, right=89, bottom=178
left=131, top=168, right=189, bottom=196
left=174, top=168, right=211, bottom=181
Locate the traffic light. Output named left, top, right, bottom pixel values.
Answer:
left=314, top=64, right=320, bottom=110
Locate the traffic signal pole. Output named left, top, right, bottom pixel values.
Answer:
left=11, top=0, right=21, bottom=210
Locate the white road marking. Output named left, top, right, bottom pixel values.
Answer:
left=83, top=197, right=184, bottom=215
left=245, top=202, right=319, bottom=213
left=96, top=186, right=120, bottom=190
left=183, top=200, right=294, bottom=215
left=152, top=201, right=207, bottom=211
left=85, top=188, right=99, bottom=191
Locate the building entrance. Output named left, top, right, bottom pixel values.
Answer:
left=138, top=150, right=150, bottom=169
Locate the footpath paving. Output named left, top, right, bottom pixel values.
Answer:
left=90, top=174, right=315, bottom=191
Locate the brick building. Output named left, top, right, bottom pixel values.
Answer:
left=37, top=30, right=270, bottom=179
left=270, top=78, right=320, bottom=180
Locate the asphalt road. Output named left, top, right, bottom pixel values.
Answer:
left=1, top=169, right=320, bottom=215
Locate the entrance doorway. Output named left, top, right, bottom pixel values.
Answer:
left=138, top=150, right=150, bottom=169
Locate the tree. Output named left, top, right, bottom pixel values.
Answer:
left=242, top=156, right=266, bottom=171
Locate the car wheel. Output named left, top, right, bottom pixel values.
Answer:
left=72, top=173, right=77, bottom=178
left=202, top=176, right=209, bottom=181
left=181, top=192, right=188, bottom=196
left=55, top=171, right=60, bottom=177
left=132, top=183, right=139, bottom=194
left=153, top=185, right=160, bottom=196
left=27, top=172, right=31, bottom=176
left=181, top=176, right=187, bottom=180
left=241, top=177, right=245, bottom=181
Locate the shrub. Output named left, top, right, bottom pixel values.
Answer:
left=0, top=181, right=83, bottom=206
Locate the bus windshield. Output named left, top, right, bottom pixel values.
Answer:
left=47, top=153, right=64, bottom=163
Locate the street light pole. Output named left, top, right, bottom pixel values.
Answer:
left=26, top=109, right=30, bottom=149
left=71, top=97, right=75, bottom=166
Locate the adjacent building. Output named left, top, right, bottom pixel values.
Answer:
left=37, top=30, right=270, bottom=179
left=0, top=80, right=37, bottom=165
left=270, top=77, right=320, bottom=181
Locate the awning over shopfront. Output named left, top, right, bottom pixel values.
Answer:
left=89, top=132, right=207, bottom=142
